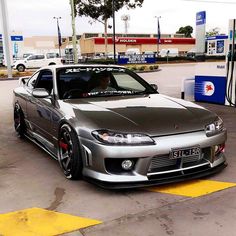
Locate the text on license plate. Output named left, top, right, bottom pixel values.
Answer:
left=170, top=147, right=201, bottom=159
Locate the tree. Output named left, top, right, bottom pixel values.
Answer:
left=206, top=27, right=221, bottom=37
left=176, top=25, right=193, bottom=38
left=74, top=0, right=144, bottom=57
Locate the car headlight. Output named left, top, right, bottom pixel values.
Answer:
left=92, top=130, right=155, bottom=145
left=205, top=117, right=224, bottom=136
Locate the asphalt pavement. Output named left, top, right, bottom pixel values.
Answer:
left=0, top=63, right=236, bottom=236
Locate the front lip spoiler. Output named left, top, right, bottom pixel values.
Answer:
left=84, top=162, right=227, bottom=190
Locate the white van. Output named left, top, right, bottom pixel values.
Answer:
left=160, top=48, right=179, bottom=57
left=125, top=48, right=140, bottom=55
left=12, top=53, right=63, bottom=72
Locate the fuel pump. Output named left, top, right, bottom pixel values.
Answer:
left=225, top=19, right=236, bottom=107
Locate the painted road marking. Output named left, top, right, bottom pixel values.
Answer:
left=0, top=207, right=102, bottom=236
left=146, top=180, right=236, bottom=197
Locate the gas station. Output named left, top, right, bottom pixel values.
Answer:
left=193, top=11, right=236, bottom=108
left=1, top=0, right=236, bottom=235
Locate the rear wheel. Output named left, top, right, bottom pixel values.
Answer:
left=58, top=124, right=83, bottom=180
left=14, top=104, right=26, bottom=138
left=48, top=62, right=56, bottom=66
left=17, top=64, right=25, bottom=72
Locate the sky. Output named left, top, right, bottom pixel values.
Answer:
left=1, top=0, right=236, bottom=37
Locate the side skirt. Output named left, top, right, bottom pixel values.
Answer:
left=25, top=133, right=58, bottom=161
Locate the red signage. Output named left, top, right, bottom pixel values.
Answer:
left=94, top=37, right=195, bottom=45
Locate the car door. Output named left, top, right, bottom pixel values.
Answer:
left=36, top=54, right=46, bottom=67
left=26, top=55, right=38, bottom=68
left=27, top=69, right=56, bottom=152
left=26, top=54, right=45, bottom=68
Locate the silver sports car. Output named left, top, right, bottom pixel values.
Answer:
left=13, top=65, right=227, bottom=188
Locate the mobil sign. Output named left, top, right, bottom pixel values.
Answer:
left=195, top=75, right=226, bottom=104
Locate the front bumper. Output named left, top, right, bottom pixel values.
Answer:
left=84, top=162, right=227, bottom=189
left=79, top=129, right=227, bottom=189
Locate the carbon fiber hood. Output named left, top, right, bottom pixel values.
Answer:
left=68, top=94, right=217, bottom=136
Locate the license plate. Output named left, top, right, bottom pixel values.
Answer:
left=170, top=147, right=201, bottom=159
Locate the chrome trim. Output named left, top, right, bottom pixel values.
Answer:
left=147, top=161, right=210, bottom=176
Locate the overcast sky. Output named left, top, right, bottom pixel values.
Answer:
left=1, top=0, right=236, bottom=37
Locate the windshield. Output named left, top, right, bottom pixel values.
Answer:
left=57, top=67, right=157, bottom=99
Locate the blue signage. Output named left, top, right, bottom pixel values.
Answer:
left=195, top=75, right=226, bottom=104
left=118, top=54, right=156, bottom=64
left=0, top=34, right=2, bottom=40
left=14, top=42, right=18, bottom=54
left=229, top=30, right=236, bottom=40
left=216, top=40, right=224, bottom=54
left=11, top=35, right=23, bottom=41
left=207, top=35, right=228, bottom=40
left=196, top=11, right=206, bottom=26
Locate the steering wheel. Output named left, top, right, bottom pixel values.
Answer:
left=63, top=89, right=85, bottom=99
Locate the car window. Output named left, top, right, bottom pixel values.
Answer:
left=27, top=55, right=37, bottom=60
left=112, top=73, right=146, bottom=91
left=36, top=55, right=45, bottom=60
left=23, top=53, right=33, bottom=58
left=46, top=53, right=59, bottom=59
left=27, top=72, right=40, bottom=89
left=57, top=67, right=156, bottom=99
left=34, top=70, right=53, bottom=94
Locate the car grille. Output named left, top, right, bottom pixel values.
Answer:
left=148, top=148, right=211, bottom=174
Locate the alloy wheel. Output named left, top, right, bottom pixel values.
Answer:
left=59, top=127, right=74, bottom=177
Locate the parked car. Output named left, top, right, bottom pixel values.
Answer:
left=144, top=51, right=155, bottom=55
left=12, top=53, right=64, bottom=72
left=159, top=48, right=179, bottom=57
left=23, top=53, right=34, bottom=59
left=187, top=48, right=196, bottom=58
left=13, top=65, right=227, bottom=189
left=92, top=53, right=105, bottom=60
left=125, top=48, right=140, bottom=55
left=106, top=52, right=118, bottom=59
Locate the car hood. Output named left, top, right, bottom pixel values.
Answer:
left=66, top=94, right=217, bottom=136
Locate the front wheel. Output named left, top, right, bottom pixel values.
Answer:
left=14, top=104, right=26, bottom=138
left=17, top=64, right=25, bottom=72
left=58, top=124, right=83, bottom=180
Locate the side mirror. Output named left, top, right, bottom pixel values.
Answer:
left=150, top=84, right=158, bottom=91
left=32, top=88, right=50, bottom=98
left=19, top=76, right=30, bottom=86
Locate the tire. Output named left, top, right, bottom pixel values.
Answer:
left=17, top=64, right=25, bottom=72
left=48, top=62, right=56, bottom=66
left=58, top=124, right=83, bottom=180
left=14, top=104, right=26, bottom=138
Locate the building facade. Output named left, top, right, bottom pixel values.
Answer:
left=78, top=33, right=195, bottom=56
left=0, top=32, right=196, bottom=60
left=0, top=33, right=67, bottom=59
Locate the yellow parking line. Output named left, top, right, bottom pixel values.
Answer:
left=146, top=180, right=236, bottom=197
left=0, top=207, right=102, bottom=236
